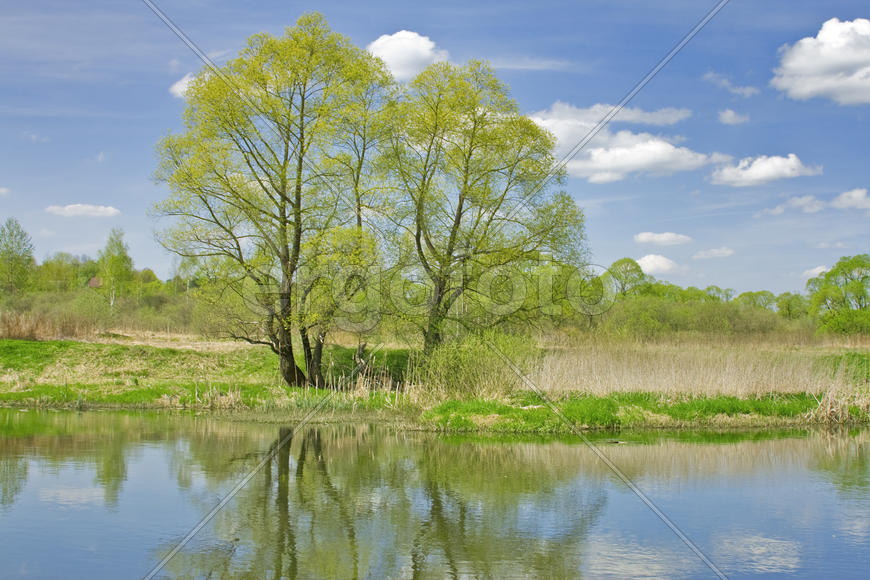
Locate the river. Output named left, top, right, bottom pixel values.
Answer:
left=1, top=408, right=868, bottom=578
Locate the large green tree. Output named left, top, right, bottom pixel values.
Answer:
left=154, top=14, right=392, bottom=386
left=0, top=217, right=35, bottom=295
left=385, top=61, right=586, bottom=352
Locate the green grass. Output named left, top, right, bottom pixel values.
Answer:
left=824, top=352, right=870, bottom=385
left=0, top=339, right=81, bottom=373
left=2, top=338, right=867, bottom=431
left=424, top=391, right=823, bottom=433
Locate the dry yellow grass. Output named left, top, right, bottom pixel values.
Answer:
left=530, top=339, right=865, bottom=399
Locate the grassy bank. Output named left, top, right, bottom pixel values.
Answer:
left=1, top=336, right=868, bottom=432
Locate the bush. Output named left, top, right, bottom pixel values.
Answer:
left=408, top=331, right=538, bottom=398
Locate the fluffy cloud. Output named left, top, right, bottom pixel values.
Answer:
left=712, top=153, right=821, bottom=187
left=634, top=231, right=692, bottom=246
left=367, top=30, right=448, bottom=82
left=693, top=247, right=735, bottom=259
left=772, top=18, right=870, bottom=105
left=718, top=109, right=749, bottom=125
left=45, top=204, right=120, bottom=217
left=830, top=187, right=870, bottom=210
left=0, top=186, right=9, bottom=196
left=637, top=254, right=682, bottom=275
left=703, top=71, right=759, bottom=97
left=169, top=72, right=194, bottom=98
left=531, top=102, right=690, bottom=146
left=567, top=137, right=720, bottom=183
left=756, top=188, right=868, bottom=217
left=530, top=102, right=725, bottom=183
left=802, top=265, right=828, bottom=279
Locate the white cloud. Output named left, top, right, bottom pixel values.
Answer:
left=718, top=109, right=749, bottom=125
left=755, top=194, right=826, bottom=217
left=693, top=246, right=735, bottom=259
left=637, top=254, right=682, bottom=275
left=712, top=153, right=821, bottom=187
left=830, top=187, right=870, bottom=210
left=568, top=137, right=721, bottom=183
left=634, top=231, right=692, bottom=246
left=367, top=30, right=448, bottom=82
left=530, top=102, right=725, bottom=183
left=812, top=241, right=847, bottom=249
left=45, top=204, right=120, bottom=218
left=703, top=71, right=760, bottom=97
left=169, top=72, right=194, bottom=98
left=532, top=102, right=690, bottom=137
left=772, top=18, right=870, bottom=105
left=756, top=188, right=869, bottom=217
left=802, top=265, right=828, bottom=279
left=0, top=186, right=9, bottom=196
left=95, top=151, right=105, bottom=163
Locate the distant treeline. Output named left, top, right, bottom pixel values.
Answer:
left=1, top=217, right=867, bottom=341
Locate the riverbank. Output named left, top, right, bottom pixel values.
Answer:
left=1, top=337, right=868, bottom=432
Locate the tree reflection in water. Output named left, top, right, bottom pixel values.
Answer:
left=2, top=410, right=870, bottom=578
left=158, top=425, right=606, bottom=579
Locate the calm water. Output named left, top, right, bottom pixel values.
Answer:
left=1, top=409, right=869, bottom=579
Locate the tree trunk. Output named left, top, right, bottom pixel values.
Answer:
left=311, top=331, right=326, bottom=387
left=300, top=327, right=313, bottom=381
left=423, top=280, right=447, bottom=355
left=423, top=310, right=445, bottom=355
left=300, top=328, right=327, bottom=388
left=278, top=323, right=306, bottom=387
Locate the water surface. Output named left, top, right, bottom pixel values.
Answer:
left=1, top=409, right=869, bottom=578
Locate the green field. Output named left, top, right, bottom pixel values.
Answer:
left=1, top=337, right=868, bottom=432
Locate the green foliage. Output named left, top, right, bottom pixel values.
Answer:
left=153, top=13, right=396, bottom=385
left=599, top=294, right=786, bottom=338
left=606, top=258, right=646, bottom=297
left=409, top=331, right=538, bottom=397
left=97, top=228, right=134, bottom=305
left=807, top=254, right=870, bottom=334
left=385, top=60, right=587, bottom=351
left=776, top=292, right=809, bottom=320
left=0, top=217, right=35, bottom=295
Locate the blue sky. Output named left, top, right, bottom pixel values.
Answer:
left=1, top=0, right=868, bottom=293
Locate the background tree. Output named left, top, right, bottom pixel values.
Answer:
left=0, top=217, right=35, bottom=295
left=735, top=290, right=776, bottom=311
left=807, top=254, right=870, bottom=333
left=154, top=14, right=389, bottom=386
left=607, top=258, right=646, bottom=298
left=97, top=227, right=133, bottom=308
left=775, top=292, right=809, bottom=320
left=385, top=61, right=586, bottom=352
left=36, top=252, right=84, bottom=292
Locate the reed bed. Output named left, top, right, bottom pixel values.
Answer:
left=531, top=343, right=851, bottom=398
